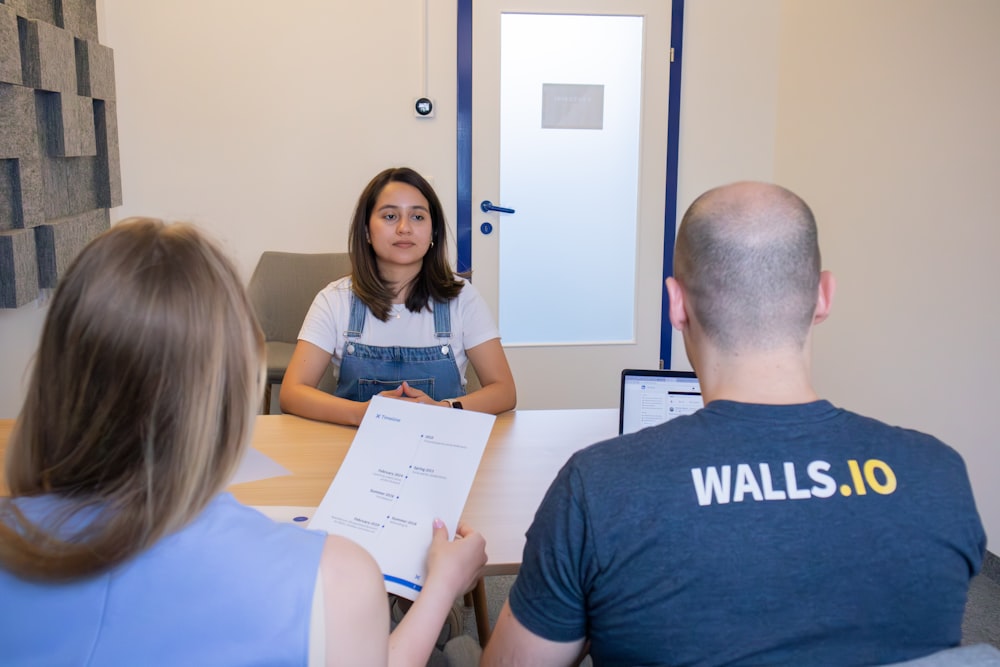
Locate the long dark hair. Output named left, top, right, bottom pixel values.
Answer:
left=348, top=167, right=463, bottom=321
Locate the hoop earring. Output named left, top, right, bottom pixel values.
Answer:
left=430, top=240, right=434, bottom=248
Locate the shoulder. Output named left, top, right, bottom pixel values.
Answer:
left=320, top=534, right=381, bottom=574
left=453, top=276, right=481, bottom=301
left=451, top=278, right=496, bottom=329
left=569, top=427, right=666, bottom=472
left=304, top=276, right=354, bottom=328
left=318, top=535, right=386, bottom=614
left=195, top=494, right=327, bottom=553
left=838, top=408, right=968, bottom=467
left=316, top=275, right=354, bottom=303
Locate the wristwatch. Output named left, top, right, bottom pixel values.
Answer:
left=444, top=399, right=464, bottom=409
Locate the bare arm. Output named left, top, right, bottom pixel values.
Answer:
left=320, top=535, right=389, bottom=666
left=388, top=521, right=487, bottom=665
left=481, top=600, right=586, bottom=667
left=320, top=521, right=486, bottom=667
left=279, top=340, right=368, bottom=426
left=458, top=338, right=516, bottom=414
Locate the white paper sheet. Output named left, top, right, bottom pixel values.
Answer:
left=229, top=446, right=292, bottom=486
left=308, top=395, right=495, bottom=599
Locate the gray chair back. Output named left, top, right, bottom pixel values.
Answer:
left=247, top=251, right=351, bottom=411
left=247, top=251, right=352, bottom=345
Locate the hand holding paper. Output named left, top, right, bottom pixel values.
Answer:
left=308, top=395, right=495, bottom=599
left=427, top=520, right=487, bottom=596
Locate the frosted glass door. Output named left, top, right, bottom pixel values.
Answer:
left=499, top=14, right=643, bottom=345
left=471, top=0, right=671, bottom=409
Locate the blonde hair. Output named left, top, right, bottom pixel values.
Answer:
left=0, top=218, right=264, bottom=581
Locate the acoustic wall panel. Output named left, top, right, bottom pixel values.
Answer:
left=94, top=99, right=121, bottom=207
left=19, top=17, right=76, bottom=94
left=2, top=1, right=58, bottom=26
left=0, top=228, right=38, bottom=306
left=0, top=82, right=35, bottom=157
left=59, top=0, right=97, bottom=42
left=9, top=156, right=43, bottom=228
left=46, top=92, right=97, bottom=157
left=76, top=38, right=113, bottom=100
left=34, top=208, right=108, bottom=288
left=0, top=159, right=17, bottom=223
left=0, top=4, right=21, bottom=85
left=0, top=0, right=116, bottom=308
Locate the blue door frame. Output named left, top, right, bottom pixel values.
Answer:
left=455, top=0, right=685, bottom=368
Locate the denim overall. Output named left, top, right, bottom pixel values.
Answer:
left=334, top=296, right=465, bottom=402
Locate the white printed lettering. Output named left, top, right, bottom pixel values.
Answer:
left=733, top=464, right=763, bottom=502
left=759, top=463, right=787, bottom=500
left=784, top=462, right=811, bottom=499
left=807, top=460, right=836, bottom=498
left=691, top=466, right=731, bottom=506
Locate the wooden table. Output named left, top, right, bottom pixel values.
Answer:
left=0, top=409, right=618, bottom=643
left=230, top=410, right=617, bottom=575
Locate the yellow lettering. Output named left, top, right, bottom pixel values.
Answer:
left=847, top=459, right=867, bottom=495
left=863, top=459, right=897, bottom=495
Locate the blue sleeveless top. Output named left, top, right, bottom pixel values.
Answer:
left=1, top=493, right=326, bottom=666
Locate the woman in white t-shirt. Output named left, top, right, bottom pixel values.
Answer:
left=281, top=167, right=516, bottom=426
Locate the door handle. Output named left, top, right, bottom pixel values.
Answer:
left=480, top=200, right=515, bottom=214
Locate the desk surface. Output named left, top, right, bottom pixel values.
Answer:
left=0, top=409, right=618, bottom=575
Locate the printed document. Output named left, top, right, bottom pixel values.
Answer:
left=309, top=395, right=495, bottom=599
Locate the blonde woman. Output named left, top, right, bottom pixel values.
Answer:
left=0, top=219, right=486, bottom=666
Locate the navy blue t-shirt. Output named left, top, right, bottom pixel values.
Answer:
left=509, top=401, right=985, bottom=667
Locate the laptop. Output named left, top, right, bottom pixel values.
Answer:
left=618, top=369, right=704, bottom=435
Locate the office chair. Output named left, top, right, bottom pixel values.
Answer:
left=247, top=251, right=351, bottom=413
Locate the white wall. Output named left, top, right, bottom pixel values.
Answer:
left=0, top=302, right=47, bottom=417
left=0, top=0, right=459, bottom=413
left=98, top=0, right=459, bottom=279
left=1, top=0, right=996, bottom=543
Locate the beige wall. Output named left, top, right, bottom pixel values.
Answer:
left=773, top=0, right=1000, bottom=544
left=671, top=0, right=783, bottom=368
left=1, top=1, right=996, bottom=541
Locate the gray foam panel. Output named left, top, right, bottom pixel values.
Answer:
left=46, top=92, right=97, bottom=157
left=95, top=100, right=121, bottom=207
left=33, top=207, right=108, bottom=287
left=20, top=16, right=76, bottom=94
left=0, top=157, right=43, bottom=231
left=0, top=0, right=120, bottom=307
left=15, top=156, right=43, bottom=227
left=0, top=4, right=21, bottom=85
left=41, top=155, right=102, bottom=220
left=59, top=0, right=97, bottom=42
left=76, top=37, right=114, bottom=100
left=0, top=159, right=17, bottom=226
left=0, top=227, right=39, bottom=307
left=0, top=82, right=35, bottom=159
left=2, top=1, right=58, bottom=26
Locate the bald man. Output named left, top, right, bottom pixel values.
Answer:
left=482, top=183, right=985, bottom=667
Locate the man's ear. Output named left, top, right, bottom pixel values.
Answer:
left=665, top=277, right=688, bottom=331
left=813, top=270, right=836, bottom=325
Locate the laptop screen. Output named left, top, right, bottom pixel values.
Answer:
left=619, top=369, right=704, bottom=435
